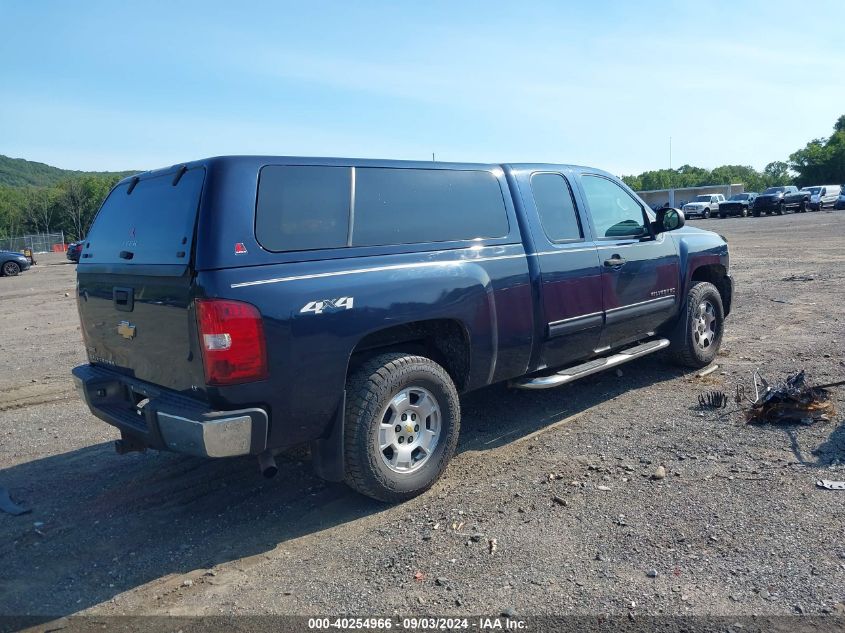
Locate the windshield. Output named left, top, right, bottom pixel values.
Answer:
left=803, top=187, right=821, bottom=194
left=763, top=187, right=785, bottom=194
left=693, top=195, right=712, bottom=202
left=728, top=194, right=749, bottom=200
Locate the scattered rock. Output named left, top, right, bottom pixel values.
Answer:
left=652, top=466, right=667, bottom=480
left=646, top=569, right=658, bottom=578
left=552, top=495, right=568, bottom=507
left=501, top=608, right=516, bottom=618
left=596, top=485, right=611, bottom=491
left=435, top=577, right=448, bottom=587
left=488, top=538, right=497, bottom=554
left=181, top=580, right=193, bottom=588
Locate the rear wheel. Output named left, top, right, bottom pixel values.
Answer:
left=668, top=281, right=724, bottom=368
left=2, top=261, right=20, bottom=276
left=344, top=353, right=460, bottom=503
left=799, top=201, right=806, bottom=213
left=702, top=208, right=711, bottom=219
left=777, top=202, right=785, bottom=215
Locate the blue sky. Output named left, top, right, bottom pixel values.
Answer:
left=1, top=0, right=843, bottom=176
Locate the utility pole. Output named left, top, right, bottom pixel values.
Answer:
left=432, top=152, right=436, bottom=162
left=669, top=136, right=672, bottom=172
left=668, top=136, right=674, bottom=208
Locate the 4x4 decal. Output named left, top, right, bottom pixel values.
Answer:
left=300, top=296, right=354, bottom=315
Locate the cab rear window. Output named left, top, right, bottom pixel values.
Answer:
left=255, top=165, right=509, bottom=251
left=84, top=168, right=204, bottom=265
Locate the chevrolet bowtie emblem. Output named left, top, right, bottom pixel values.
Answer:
left=117, top=321, right=136, bottom=340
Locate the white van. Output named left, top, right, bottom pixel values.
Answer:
left=807, top=185, right=842, bottom=210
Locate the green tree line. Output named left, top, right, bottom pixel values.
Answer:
left=0, top=113, right=843, bottom=244
left=0, top=174, right=125, bottom=242
left=622, top=114, right=845, bottom=192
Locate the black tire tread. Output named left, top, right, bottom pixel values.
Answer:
left=343, top=352, right=459, bottom=503
left=668, top=281, right=724, bottom=368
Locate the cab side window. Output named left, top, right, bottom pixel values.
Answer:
left=530, top=173, right=583, bottom=242
left=581, top=175, right=648, bottom=239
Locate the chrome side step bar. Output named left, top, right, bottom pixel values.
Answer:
left=512, top=338, right=670, bottom=390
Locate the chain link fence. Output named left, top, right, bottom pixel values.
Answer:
left=0, top=232, right=66, bottom=254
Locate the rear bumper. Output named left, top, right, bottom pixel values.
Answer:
left=72, top=364, right=268, bottom=457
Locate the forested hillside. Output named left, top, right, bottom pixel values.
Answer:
left=1, top=114, right=842, bottom=244
left=0, top=155, right=135, bottom=188
left=0, top=156, right=137, bottom=242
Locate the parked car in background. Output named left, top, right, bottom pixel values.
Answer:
left=806, top=185, right=842, bottom=211
left=835, top=188, right=845, bottom=210
left=752, top=186, right=809, bottom=216
left=682, top=193, right=725, bottom=219
left=1, top=250, right=31, bottom=276
left=67, top=241, right=83, bottom=262
left=718, top=193, right=757, bottom=218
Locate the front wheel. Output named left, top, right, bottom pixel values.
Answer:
left=741, top=207, right=748, bottom=217
left=668, top=281, right=724, bottom=368
left=703, top=208, right=711, bottom=219
left=2, top=261, right=21, bottom=276
left=799, top=201, right=806, bottom=213
left=344, top=353, right=460, bottom=502
left=777, top=202, right=785, bottom=215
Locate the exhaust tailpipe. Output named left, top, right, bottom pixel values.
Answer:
left=257, top=450, right=278, bottom=479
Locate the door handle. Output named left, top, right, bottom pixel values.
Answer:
left=603, top=256, right=627, bottom=268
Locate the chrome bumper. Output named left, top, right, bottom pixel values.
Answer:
left=72, top=364, right=268, bottom=457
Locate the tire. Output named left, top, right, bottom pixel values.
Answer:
left=777, top=202, right=784, bottom=215
left=799, top=201, right=806, bottom=213
left=668, top=281, right=724, bottom=369
left=702, top=208, right=710, bottom=219
left=741, top=207, right=748, bottom=217
left=344, top=353, right=460, bottom=503
left=2, top=261, right=21, bottom=276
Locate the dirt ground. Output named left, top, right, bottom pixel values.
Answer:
left=1, top=212, right=844, bottom=624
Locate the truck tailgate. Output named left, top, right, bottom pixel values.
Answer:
left=76, top=166, right=206, bottom=395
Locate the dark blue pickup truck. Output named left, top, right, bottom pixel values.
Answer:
left=72, top=156, right=732, bottom=502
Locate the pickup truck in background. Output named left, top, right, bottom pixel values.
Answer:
left=718, top=192, right=757, bottom=218
left=682, top=193, right=725, bottom=219
left=752, top=186, right=809, bottom=215
left=71, top=157, right=732, bottom=502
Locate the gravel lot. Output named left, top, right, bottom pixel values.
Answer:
left=1, top=212, right=844, bottom=623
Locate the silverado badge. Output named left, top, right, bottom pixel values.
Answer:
left=117, top=321, right=136, bottom=340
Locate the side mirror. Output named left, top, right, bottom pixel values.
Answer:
left=655, top=207, right=685, bottom=233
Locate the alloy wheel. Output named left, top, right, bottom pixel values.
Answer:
left=376, top=386, right=442, bottom=474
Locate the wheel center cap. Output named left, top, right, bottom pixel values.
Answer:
left=405, top=424, right=414, bottom=434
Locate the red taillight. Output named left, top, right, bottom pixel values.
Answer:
left=195, top=299, right=267, bottom=386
